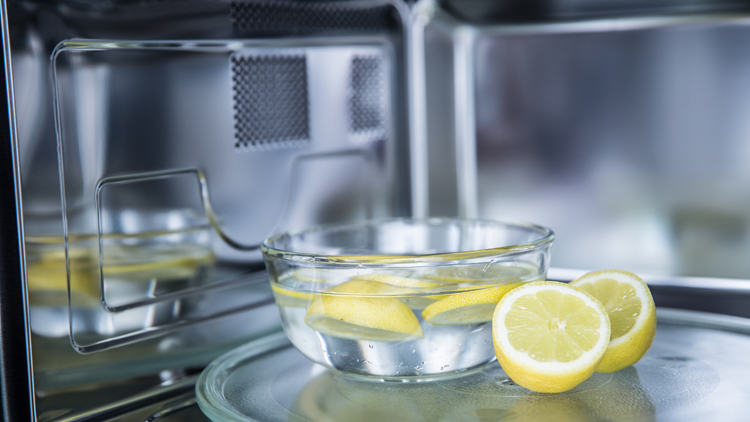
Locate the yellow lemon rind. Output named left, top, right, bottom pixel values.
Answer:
left=422, top=282, right=523, bottom=326
left=570, top=270, right=657, bottom=373
left=304, top=280, right=424, bottom=342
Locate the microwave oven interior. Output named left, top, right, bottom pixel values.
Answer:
left=5, top=0, right=750, bottom=420
left=3, top=0, right=412, bottom=419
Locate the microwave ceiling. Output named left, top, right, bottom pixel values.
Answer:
left=13, top=0, right=402, bottom=38
left=440, top=0, right=750, bottom=23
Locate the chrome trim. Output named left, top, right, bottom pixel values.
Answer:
left=548, top=267, right=750, bottom=294
left=657, top=308, right=750, bottom=334
left=408, top=0, right=431, bottom=218
left=0, top=0, right=36, bottom=418
left=472, top=13, right=750, bottom=36
left=452, top=24, right=478, bottom=218
left=94, top=168, right=261, bottom=258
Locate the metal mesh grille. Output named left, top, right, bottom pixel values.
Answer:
left=230, top=1, right=398, bottom=34
left=349, top=55, right=385, bottom=135
left=231, top=54, right=310, bottom=149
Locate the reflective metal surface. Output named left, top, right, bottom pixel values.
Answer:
left=5, top=0, right=412, bottom=419
left=6, top=0, right=750, bottom=419
left=421, top=0, right=750, bottom=279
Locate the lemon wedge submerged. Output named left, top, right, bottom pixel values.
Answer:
left=352, top=273, right=441, bottom=289
left=492, top=281, right=611, bottom=393
left=421, top=282, right=523, bottom=325
left=570, top=270, right=656, bottom=373
left=351, top=274, right=446, bottom=310
left=304, top=280, right=424, bottom=342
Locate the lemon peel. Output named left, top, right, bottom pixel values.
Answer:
left=304, top=279, right=424, bottom=342
left=421, top=282, right=523, bottom=325
left=570, top=270, right=656, bottom=373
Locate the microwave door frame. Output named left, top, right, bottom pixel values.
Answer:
left=0, top=0, right=35, bottom=419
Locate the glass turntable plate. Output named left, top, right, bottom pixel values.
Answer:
left=197, top=308, right=750, bottom=422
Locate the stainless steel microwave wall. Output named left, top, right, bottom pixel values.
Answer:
left=416, top=0, right=750, bottom=279
left=1, top=0, right=413, bottom=419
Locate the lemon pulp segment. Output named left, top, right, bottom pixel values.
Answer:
left=505, top=290, right=603, bottom=362
left=304, top=279, right=424, bottom=342
left=421, top=282, right=523, bottom=325
left=492, top=281, right=611, bottom=393
left=570, top=270, right=656, bottom=373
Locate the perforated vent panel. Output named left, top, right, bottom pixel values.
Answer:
left=231, top=54, right=310, bottom=149
left=230, top=1, right=398, bottom=34
left=349, top=55, right=386, bottom=135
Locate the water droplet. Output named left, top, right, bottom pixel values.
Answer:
left=458, top=343, right=463, bottom=346
left=411, top=349, right=416, bottom=353
left=421, top=361, right=425, bottom=364
left=369, top=344, right=374, bottom=349
left=333, top=352, right=338, bottom=355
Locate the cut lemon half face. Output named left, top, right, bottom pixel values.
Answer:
left=304, top=279, right=424, bottom=342
left=492, top=281, right=611, bottom=393
left=570, top=270, right=656, bottom=373
left=421, top=282, right=523, bottom=325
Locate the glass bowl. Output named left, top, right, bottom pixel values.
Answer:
left=260, top=217, right=554, bottom=381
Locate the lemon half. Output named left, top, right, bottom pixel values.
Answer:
left=492, top=281, right=611, bottom=393
left=421, top=282, right=523, bottom=325
left=570, top=270, right=656, bottom=373
left=304, top=279, right=424, bottom=342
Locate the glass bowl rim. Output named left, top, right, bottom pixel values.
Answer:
left=260, top=217, right=555, bottom=265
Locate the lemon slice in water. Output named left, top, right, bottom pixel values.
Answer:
left=421, top=282, right=523, bottom=325
left=352, top=274, right=445, bottom=310
left=570, top=270, right=656, bottom=373
left=492, top=281, right=611, bottom=393
left=304, top=279, right=424, bottom=342
left=352, top=273, right=441, bottom=289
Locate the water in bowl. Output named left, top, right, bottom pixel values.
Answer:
left=271, top=261, right=545, bottom=381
